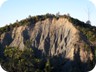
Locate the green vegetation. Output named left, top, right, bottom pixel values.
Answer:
left=0, top=47, right=53, bottom=72
left=1, top=47, right=38, bottom=72
left=68, top=17, right=96, bottom=42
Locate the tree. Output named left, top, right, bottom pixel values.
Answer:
left=44, top=59, right=52, bottom=72
left=86, top=20, right=91, bottom=25
left=28, top=15, right=32, bottom=19
left=2, top=47, right=42, bottom=72
left=67, top=13, right=70, bottom=17
left=56, top=12, right=60, bottom=18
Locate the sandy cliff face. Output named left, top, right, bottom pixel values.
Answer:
left=0, top=18, right=95, bottom=71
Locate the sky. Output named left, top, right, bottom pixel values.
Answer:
left=0, top=0, right=96, bottom=27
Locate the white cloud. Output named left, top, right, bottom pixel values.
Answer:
left=89, top=0, right=96, bottom=7
left=0, top=0, right=7, bottom=7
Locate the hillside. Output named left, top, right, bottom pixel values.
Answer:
left=0, top=14, right=95, bottom=72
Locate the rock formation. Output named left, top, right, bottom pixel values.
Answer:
left=0, top=17, right=95, bottom=72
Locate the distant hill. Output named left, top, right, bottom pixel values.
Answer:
left=0, top=14, right=95, bottom=72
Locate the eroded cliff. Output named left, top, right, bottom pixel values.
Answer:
left=0, top=17, right=95, bottom=72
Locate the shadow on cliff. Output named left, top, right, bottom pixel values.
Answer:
left=29, top=46, right=95, bottom=72
left=0, top=43, right=95, bottom=72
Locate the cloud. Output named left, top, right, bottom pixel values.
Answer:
left=89, top=0, right=96, bottom=7
left=0, top=0, right=7, bottom=7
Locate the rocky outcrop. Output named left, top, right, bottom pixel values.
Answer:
left=0, top=17, right=95, bottom=72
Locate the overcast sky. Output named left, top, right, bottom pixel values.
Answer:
left=0, top=0, right=96, bottom=27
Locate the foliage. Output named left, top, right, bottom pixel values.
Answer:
left=1, top=47, right=41, bottom=72
left=0, top=47, right=55, bottom=72
left=86, top=20, right=91, bottom=25
left=44, top=59, right=52, bottom=72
